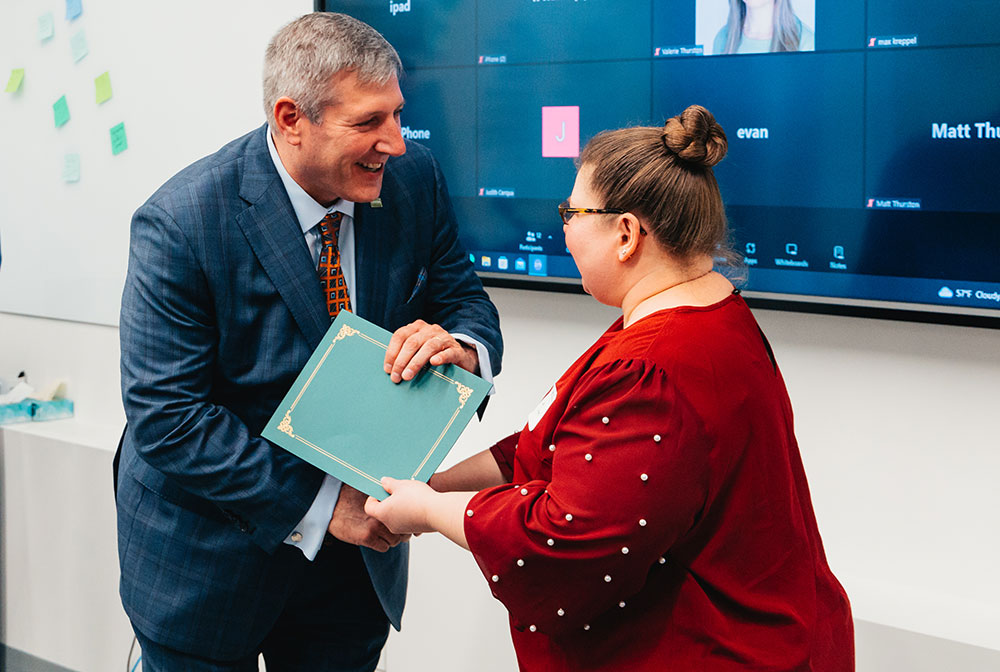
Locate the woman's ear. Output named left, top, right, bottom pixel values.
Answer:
left=616, top=213, right=643, bottom=262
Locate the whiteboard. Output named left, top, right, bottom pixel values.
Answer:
left=0, top=0, right=310, bottom=326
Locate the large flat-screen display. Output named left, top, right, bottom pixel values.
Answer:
left=320, top=1, right=1000, bottom=325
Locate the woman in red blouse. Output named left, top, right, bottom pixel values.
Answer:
left=366, top=105, right=854, bottom=671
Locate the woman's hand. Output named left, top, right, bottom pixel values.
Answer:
left=365, top=476, right=477, bottom=550
left=364, top=477, right=436, bottom=535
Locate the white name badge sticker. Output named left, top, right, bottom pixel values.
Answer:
left=527, top=384, right=557, bottom=432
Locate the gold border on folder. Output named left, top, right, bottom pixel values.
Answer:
left=275, top=323, right=474, bottom=486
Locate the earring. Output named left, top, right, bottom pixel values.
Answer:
left=619, top=250, right=629, bottom=260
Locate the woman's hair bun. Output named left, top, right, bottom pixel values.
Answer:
left=662, top=105, right=728, bottom=168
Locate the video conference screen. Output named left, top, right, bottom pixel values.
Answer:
left=321, top=1, right=1000, bottom=321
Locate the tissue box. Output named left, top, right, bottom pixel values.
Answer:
left=0, top=400, right=36, bottom=425
left=31, top=398, right=75, bottom=422
left=0, top=399, right=75, bottom=425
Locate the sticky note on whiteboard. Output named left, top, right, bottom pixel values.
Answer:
left=110, top=122, right=128, bottom=155
left=63, top=153, right=81, bottom=182
left=70, top=29, right=88, bottom=62
left=95, top=71, right=112, bottom=103
left=39, top=13, right=55, bottom=41
left=53, top=95, right=71, bottom=127
left=65, top=0, right=83, bottom=21
left=5, top=69, right=25, bottom=93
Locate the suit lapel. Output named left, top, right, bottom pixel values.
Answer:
left=235, top=127, right=329, bottom=347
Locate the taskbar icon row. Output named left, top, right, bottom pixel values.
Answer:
left=468, top=251, right=581, bottom=279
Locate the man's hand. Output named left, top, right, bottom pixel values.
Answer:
left=384, top=319, right=479, bottom=383
left=327, top=484, right=409, bottom=552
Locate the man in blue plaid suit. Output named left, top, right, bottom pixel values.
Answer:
left=116, top=13, right=502, bottom=671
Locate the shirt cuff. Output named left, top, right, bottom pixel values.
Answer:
left=283, top=474, right=341, bottom=561
left=451, top=333, right=495, bottom=394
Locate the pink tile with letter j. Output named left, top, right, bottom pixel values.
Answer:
left=542, top=106, right=580, bottom=158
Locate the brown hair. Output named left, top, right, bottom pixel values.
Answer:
left=724, top=0, right=802, bottom=54
left=578, top=104, right=730, bottom=260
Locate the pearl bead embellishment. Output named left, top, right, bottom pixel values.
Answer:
left=619, top=601, right=626, bottom=608
left=585, top=453, right=592, bottom=461
left=549, top=444, right=556, bottom=452
left=640, top=473, right=648, bottom=482
left=491, top=575, right=499, bottom=582
left=654, top=434, right=662, bottom=442
left=584, top=624, right=591, bottom=631
left=547, top=538, right=555, bottom=546
left=466, top=509, right=474, bottom=517
left=520, top=488, right=528, bottom=495
left=529, top=625, right=537, bottom=632
left=565, top=513, right=573, bottom=522
left=602, top=416, right=610, bottom=424
left=659, top=556, right=666, bottom=564
left=604, top=574, right=612, bottom=582
left=557, top=608, right=565, bottom=616
left=621, top=546, right=629, bottom=554
left=639, top=518, right=647, bottom=527
left=517, top=558, right=525, bottom=567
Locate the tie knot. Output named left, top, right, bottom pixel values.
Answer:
left=318, top=211, right=344, bottom=243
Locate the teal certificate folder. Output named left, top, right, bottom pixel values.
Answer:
left=262, top=311, right=492, bottom=500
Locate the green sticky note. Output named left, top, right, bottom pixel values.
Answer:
left=70, top=29, right=88, bottom=63
left=110, top=122, right=128, bottom=155
left=5, top=68, right=25, bottom=93
left=95, top=71, right=112, bottom=104
left=53, top=95, right=70, bottom=127
left=63, top=153, right=81, bottom=183
left=39, top=12, right=55, bottom=41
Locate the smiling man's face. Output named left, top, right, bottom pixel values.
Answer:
left=294, top=70, right=406, bottom=206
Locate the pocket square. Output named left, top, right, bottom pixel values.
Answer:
left=406, top=267, right=427, bottom=303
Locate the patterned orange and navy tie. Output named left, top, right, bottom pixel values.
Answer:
left=317, top=211, right=351, bottom=319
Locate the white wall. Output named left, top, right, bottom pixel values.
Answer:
left=0, top=0, right=309, bottom=324
left=2, top=288, right=999, bottom=671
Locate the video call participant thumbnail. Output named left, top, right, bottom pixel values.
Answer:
left=708, top=0, right=815, bottom=55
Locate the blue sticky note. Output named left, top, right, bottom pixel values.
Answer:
left=39, top=12, right=55, bottom=41
left=70, top=29, right=88, bottom=63
left=63, top=153, right=81, bottom=182
left=65, top=0, right=82, bottom=21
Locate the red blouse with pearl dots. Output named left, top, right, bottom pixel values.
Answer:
left=464, top=293, right=854, bottom=672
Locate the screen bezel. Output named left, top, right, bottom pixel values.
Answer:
left=478, top=274, right=1000, bottom=330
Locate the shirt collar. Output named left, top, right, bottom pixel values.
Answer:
left=266, top=127, right=355, bottom=236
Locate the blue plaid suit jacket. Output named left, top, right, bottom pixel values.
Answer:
left=116, top=126, right=502, bottom=659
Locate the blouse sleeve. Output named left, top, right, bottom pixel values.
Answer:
left=488, top=432, right=520, bottom=483
left=463, top=359, right=712, bottom=636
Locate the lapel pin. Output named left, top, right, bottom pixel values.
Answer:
left=370, top=198, right=383, bottom=208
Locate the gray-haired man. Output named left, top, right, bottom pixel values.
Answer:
left=116, top=13, right=502, bottom=670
